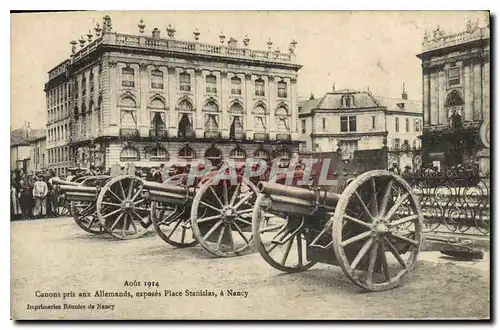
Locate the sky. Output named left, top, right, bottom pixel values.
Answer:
left=10, top=10, right=488, bottom=130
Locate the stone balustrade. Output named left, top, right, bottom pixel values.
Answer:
left=71, top=32, right=296, bottom=65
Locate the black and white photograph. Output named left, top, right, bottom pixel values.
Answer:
left=9, top=10, right=491, bottom=320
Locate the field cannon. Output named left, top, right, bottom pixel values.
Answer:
left=53, top=166, right=152, bottom=239
left=251, top=149, right=424, bottom=291
left=142, top=163, right=261, bottom=257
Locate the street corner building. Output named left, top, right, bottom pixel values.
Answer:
left=298, top=87, right=423, bottom=170
left=44, top=15, right=303, bottom=174
left=416, top=18, right=490, bottom=174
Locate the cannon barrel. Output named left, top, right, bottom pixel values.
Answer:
left=52, top=177, right=80, bottom=187
left=142, top=181, right=196, bottom=197
left=64, top=192, right=97, bottom=202
left=141, top=181, right=196, bottom=205
left=58, top=185, right=98, bottom=195
left=257, top=181, right=340, bottom=216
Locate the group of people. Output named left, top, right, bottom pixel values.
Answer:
left=11, top=168, right=58, bottom=220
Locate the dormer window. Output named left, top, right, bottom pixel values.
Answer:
left=342, top=95, right=355, bottom=108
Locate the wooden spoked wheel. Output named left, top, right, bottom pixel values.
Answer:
left=252, top=193, right=317, bottom=273
left=96, top=175, right=151, bottom=240
left=54, top=194, right=70, bottom=216
left=191, top=176, right=257, bottom=257
left=332, top=170, right=423, bottom=291
left=151, top=174, right=198, bottom=248
left=70, top=201, right=105, bottom=235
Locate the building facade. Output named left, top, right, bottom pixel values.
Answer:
left=298, top=88, right=422, bottom=169
left=44, top=60, right=72, bottom=177
left=28, top=130, right=47, bottom=174
left=45, top=16, right=303, bottom=172
left=417, top=17, right=490, bottom=173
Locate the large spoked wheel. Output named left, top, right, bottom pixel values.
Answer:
left=96, top=175, right=151, bottom=240
left=252, top=193, right=317, bottom=273
left=191, top=176, right=257, bottom=257
left=151, top=174, right=198, bottom=248
left=70, top=201, right=105, bottom=235
left=332, top=170, right=423, bottom=292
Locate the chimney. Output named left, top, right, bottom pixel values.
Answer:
left=309, top=92, right=315, bottom=100
left=227, top=37, right=238, bottom=48
left=402, top=82, right=408, bottom=100
left=332, top=82, right=335, bottom=92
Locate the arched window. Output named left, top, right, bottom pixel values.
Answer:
left=81, top=75, right=87, bottom=96
left=253, top=103, right=267, bottom=132
left=178, top=145, right=196, bottom=159
left=254, top=147, right=270, bottom=160
left=446, top=90, right=464, bottom=107
left=120, top=96, right=137, bottom=129
left=255, top=79, right=265, bottom=96
left=120, top=96, right=137, bottom=108
left=89, top=71, right=94, bottom=93
left=231, top=77, right=242, bottom=95
left=229, top=103, right=243, bottom=114
left=275, top=106, right=290, bottom=132
left=74, top=80, right=79, bottom=99
left=122, top=67, right=135, bottom=87
left=177, top=98, right=193, bottom=111
left=74, top=106, right=79, bottom=117
left=204, top=100, right=219, bottom=112
left=230, top=147, right=247, bottom=160
left=150, top=97, right=166, bottom=110
left=275, top=147, right=292, bottom=160
left=450, top=111, right=462, bottom=130
left=204, top=146, right=222, bottom=166
left=81, top=102, right=86, bottom=114
left=120, top=146, right=140, bottom=161
left=147, top=146, right=168, bottom=160
left=178, top=113, right=194, bottom=138
left=229, top=116, right=244, bottom=139
left=151, top=112, right=166, bottom=131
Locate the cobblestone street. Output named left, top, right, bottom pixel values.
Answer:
left=11, top=217, right=490, bottom=320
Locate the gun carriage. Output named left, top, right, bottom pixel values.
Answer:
left=144, top=161, right=269, bottom=257
left=251, top=149, right=424, bottom=291
left=53, top=165, right=152, bottom=239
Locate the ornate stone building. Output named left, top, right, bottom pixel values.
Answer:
left=416, top=16, right=490, bottom=173
left=298, top=88, right=422, bottom=169
left=45, top=15, right=302, bottom=172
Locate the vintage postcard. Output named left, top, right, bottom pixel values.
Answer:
left=10, top=10, right=490, bottom=320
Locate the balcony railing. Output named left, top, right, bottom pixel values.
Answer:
left=120, top=128, right=139, bottom=139
left=230, top=131, right=246, bottom=140
left=254, top=132, right=269, bottom=140
left=204, top=131, right=221, bottom=139
left=149, top=129, right=168, bottom=140
left=276, top=133, right=292, bottom=141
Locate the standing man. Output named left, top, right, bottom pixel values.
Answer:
left=33, top=176, right=48, bottom=219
